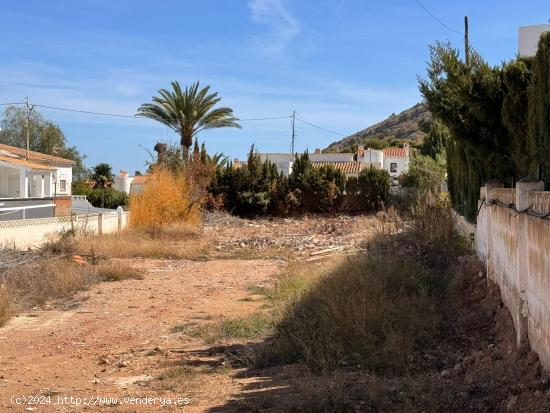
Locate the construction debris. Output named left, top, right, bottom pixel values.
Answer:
left=203, top=211, right=386, bottom=259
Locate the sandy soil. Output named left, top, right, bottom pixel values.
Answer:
left=0, top=258, right=282, bottom=412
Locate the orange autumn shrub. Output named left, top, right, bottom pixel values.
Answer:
left=129, top=166, right=202, bottom=228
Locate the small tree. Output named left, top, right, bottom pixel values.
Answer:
left=400, top=149, right=446, bottom=193
left=357, top=167, right=390, bottom=212
left=91, top=163, right=113, bottom=188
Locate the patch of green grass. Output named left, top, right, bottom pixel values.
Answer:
left=178, top=312, right=275, bottom=344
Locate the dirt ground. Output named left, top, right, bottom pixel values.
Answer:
left=0, top=214, right=549, bottom=412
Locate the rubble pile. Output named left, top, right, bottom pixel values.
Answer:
left=203, top=211, right=380, bottom=258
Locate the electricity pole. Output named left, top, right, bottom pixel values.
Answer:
left=464, top=16, right=470, bottom=67
left=25, top=97, right=30, bottom=160
left=290, top=110, right=296, bottom=154
left=24, top=97, right=34, bottom=160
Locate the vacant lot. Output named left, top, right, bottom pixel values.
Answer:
left=0, top=212, right=548, bottom=412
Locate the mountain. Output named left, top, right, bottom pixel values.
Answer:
left=325, top=103, right=431, bottom=152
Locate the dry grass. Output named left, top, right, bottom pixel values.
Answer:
left=1, top=259, right=95, bottom=310
left=0, top=286, right=13, bottom=327
left=44, top=225, right=210, bottom=260
left=249, top=195, right=463, bottom=373
left=97, top=261, right=143, bottom=282
left=0, top=257, right=144, bottom=325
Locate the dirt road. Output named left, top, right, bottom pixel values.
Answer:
left=0, top=258, right=282, bottom=412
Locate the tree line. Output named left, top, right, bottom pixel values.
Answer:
left=419, top=33, right=550, bottom=220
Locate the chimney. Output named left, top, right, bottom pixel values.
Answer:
left=119, top=170, right=128, bottom=177
left=404, top=142, right=410, bottom=157
left=357, top=145, right=365, bottom=158
left=314, top=148, right=321, bottom=154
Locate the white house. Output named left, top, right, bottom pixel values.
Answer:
left=519, top=24, right=550, bottom=57
left=0, top=143, right=74, bottom=219
left=113, top=170, right=134, bottom=194
left=259, top=143, right=410, bottom=182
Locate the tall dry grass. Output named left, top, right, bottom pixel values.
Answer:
left=0, top=258, right=145, bottom=326
left=43, top=224, right=209, bottom=260
left=252, top=194, right=463, bottom=373
left=129, top=166, right=202, bottom=228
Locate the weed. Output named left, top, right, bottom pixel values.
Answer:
left=97, top=261, right=143, bottom=282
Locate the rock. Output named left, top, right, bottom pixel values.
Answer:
left=440, top=369, right=451, bottom=377
left=98, top=357, right=110, bottom=365
left=464, top=373, right=475, bottom=385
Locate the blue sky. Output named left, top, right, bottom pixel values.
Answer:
left=0, top=0, right=547, bottom=174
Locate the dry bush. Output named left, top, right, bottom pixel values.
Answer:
left=129, top=166, right=202, bottom=228
left=96, top=261, right=143, bottom=282
left=2, top=260, right=95, bottom=309
left=0, top=286, right=13, bottom=326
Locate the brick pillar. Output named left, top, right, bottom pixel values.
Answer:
left=515, top=179, right=544, bottom=349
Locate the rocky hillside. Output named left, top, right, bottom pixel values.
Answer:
left=325, top=103, right=431, bottom=152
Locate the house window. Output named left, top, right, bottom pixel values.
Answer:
left=390, top=163, right=397, bottom=173
left=59, top=180, right=67, bottom=192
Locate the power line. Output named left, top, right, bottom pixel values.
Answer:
left=413, top=0, right=462, bottom=35
left=34, top=104, right=139, bottom=118
left=295, top=115, right=347, bottom=137
left=32, top=103, right=291, bottom=122
left=0, top=102, right=25, bottom=106
left=239, top=115, right=291, bottom=121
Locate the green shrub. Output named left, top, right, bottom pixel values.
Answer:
left=357, top=167, right=390, bottom=212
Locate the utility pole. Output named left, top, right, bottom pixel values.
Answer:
left=24, top=97, right=34, bottom=160
left=464, top=16, right=470, bottom=67
left=290, top=110, right=296, bottom=154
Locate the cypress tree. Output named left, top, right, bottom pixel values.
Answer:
left=527, top=32, right=550, bottom=182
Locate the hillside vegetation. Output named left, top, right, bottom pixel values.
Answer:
left=325, top=103, right=431, bottom=152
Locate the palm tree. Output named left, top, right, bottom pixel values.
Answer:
left=137, top=81, right=241, bottom=158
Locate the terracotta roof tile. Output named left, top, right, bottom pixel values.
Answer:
left=312, top=161, right=367, bottom=174
left=0, top=154, right=56, bottom=171
left=383, top=147, right=407, bottom=157
left=132, top=175, right=149, bottom=185
left=0, top=143, right=75, bottom=165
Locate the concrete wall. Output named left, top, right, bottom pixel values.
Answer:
left=0, top=211, right=130, bottom=250
left=475, top=180, right=550, bottom=369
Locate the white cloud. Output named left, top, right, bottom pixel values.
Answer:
left=248, top=0, right=300, bottom=54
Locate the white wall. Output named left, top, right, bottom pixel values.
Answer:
left=519, top=24, right=550, bottom=57
left=54, top=166, right=72, bottom=196
left=114, top=176, right=134, bottom=194
left=383, top=156, right=408, bottom=177
left=0, top=211, right=130, bottom=250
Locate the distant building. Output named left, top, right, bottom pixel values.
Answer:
left=0, top=143, right=74, bottom=219
left=258, top=143, right=410, bottom=182
left=129, top=175, right=148, bottom=194
left=519, top=24, right=550, bottom=57
left=113, top=170, right=134, bottom=194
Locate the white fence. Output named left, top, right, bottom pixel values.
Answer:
left=0, top=211, right=130, bottom=250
